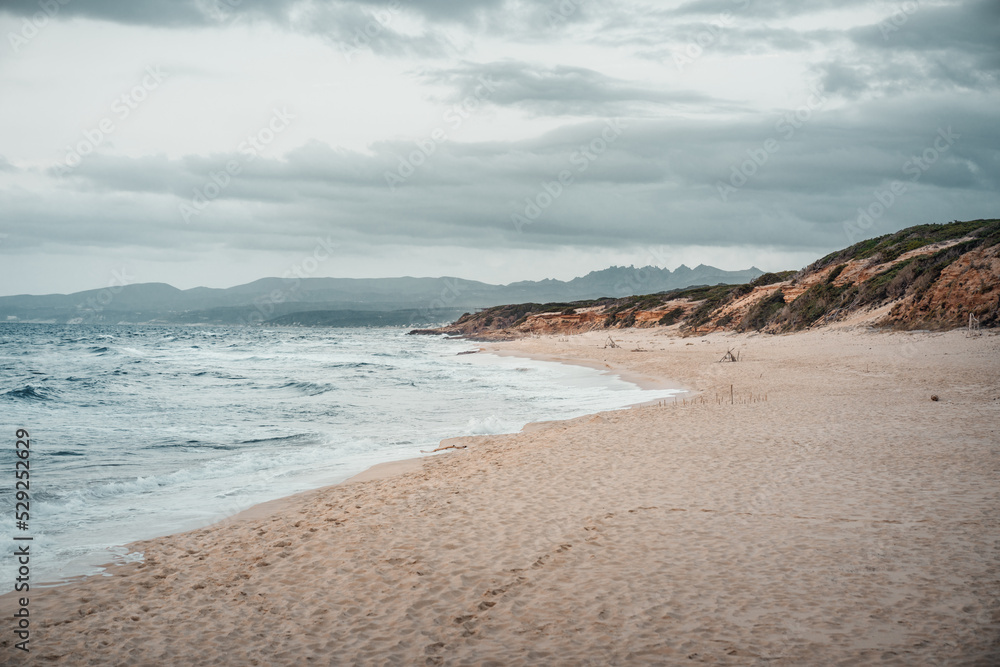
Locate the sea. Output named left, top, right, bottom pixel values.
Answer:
left=0, top=324, right=681, bottom=590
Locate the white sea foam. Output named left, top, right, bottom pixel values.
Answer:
left=0, top=325, right=681, bottom=588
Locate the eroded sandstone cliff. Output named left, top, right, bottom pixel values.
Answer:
left=416, top=219, right=999, bottom=339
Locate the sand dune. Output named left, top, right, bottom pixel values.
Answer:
left=3, top=328, right=999, bottom=665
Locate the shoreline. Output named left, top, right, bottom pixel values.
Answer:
left=481, top=345, right=691, bottom=393
left=5, top=327, right=998, bottom=664
left=13, top=344, right=686, bottom=594
left=215, top=344, right=690, bottom=532
left=9, top=324, right=948, bottom=594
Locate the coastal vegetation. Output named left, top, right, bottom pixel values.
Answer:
left=423, top=219, right=1000, bottom=338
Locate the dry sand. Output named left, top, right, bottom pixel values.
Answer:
left=3, top=327, right=999, bottom=665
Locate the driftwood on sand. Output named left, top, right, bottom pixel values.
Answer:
left=419, top=444, right=469, bottom=454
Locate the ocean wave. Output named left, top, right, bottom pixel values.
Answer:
left=277, top=381, right=338, bottom=396
left=324, top=361, right=399, bottom=372
left=145, top=441, right=235, bottom=451
left=2, top=385, right=57, bottom=401
left=463, top=414, right=517, bottom=435
left=238, top=433, right=316, bottom=446
left=35, top=443, right=340, bottom=511
left=0, top=324, right=669, bottom=588
left=191, top=370, right=246, bottom=380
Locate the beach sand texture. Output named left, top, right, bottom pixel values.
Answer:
left=3, top=328, right=999, bottom=665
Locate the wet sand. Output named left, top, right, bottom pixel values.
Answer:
left=3, top=327, right=999, bottom=665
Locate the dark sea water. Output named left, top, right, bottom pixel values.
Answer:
left=0, top=324, right=680, bottom=588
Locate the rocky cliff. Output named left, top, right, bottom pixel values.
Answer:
left=419, top=219, right=1000, bottom=339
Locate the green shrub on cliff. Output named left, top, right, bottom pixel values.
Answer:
left=740, top=289, right=786, bottom=331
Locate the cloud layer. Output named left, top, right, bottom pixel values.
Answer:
left=0, top=0, right=997, bottom=294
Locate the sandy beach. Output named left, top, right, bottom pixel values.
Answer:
left=4, top=327, right=999, bottom=665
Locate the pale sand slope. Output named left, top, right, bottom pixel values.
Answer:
left=3, top=328, right=999, bottom=666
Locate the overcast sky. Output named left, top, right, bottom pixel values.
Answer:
left=0, top=0, right=997, bottom=295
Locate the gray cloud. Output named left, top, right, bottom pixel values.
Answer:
left=0, top=0, right=837, bottom=60
left=289, top=2, right=455, bottom=58
left=351, top=0, right=505, bottom=21
left=422, top=61, right=733, bottom=116
left=3, top=0, right=1000, bottom=294
left=0, top=0, right=487, bottom=60
left=668, top=0, right=870, bottom=19
left=1, top=0, right=216, bottom=26
left=14, top=94, right=995, bottom=259
left=850, top=0, right=999, bottom=60
left=563, top=4, right=839, bottom=66
left=0, top=0, right=506, bottom=27
left=817, top=1, right=1000, bottom=99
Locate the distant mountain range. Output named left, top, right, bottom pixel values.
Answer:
left=0, top=264, right=763, bottom=327
left=428, top=219, right=1000, bottom=338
